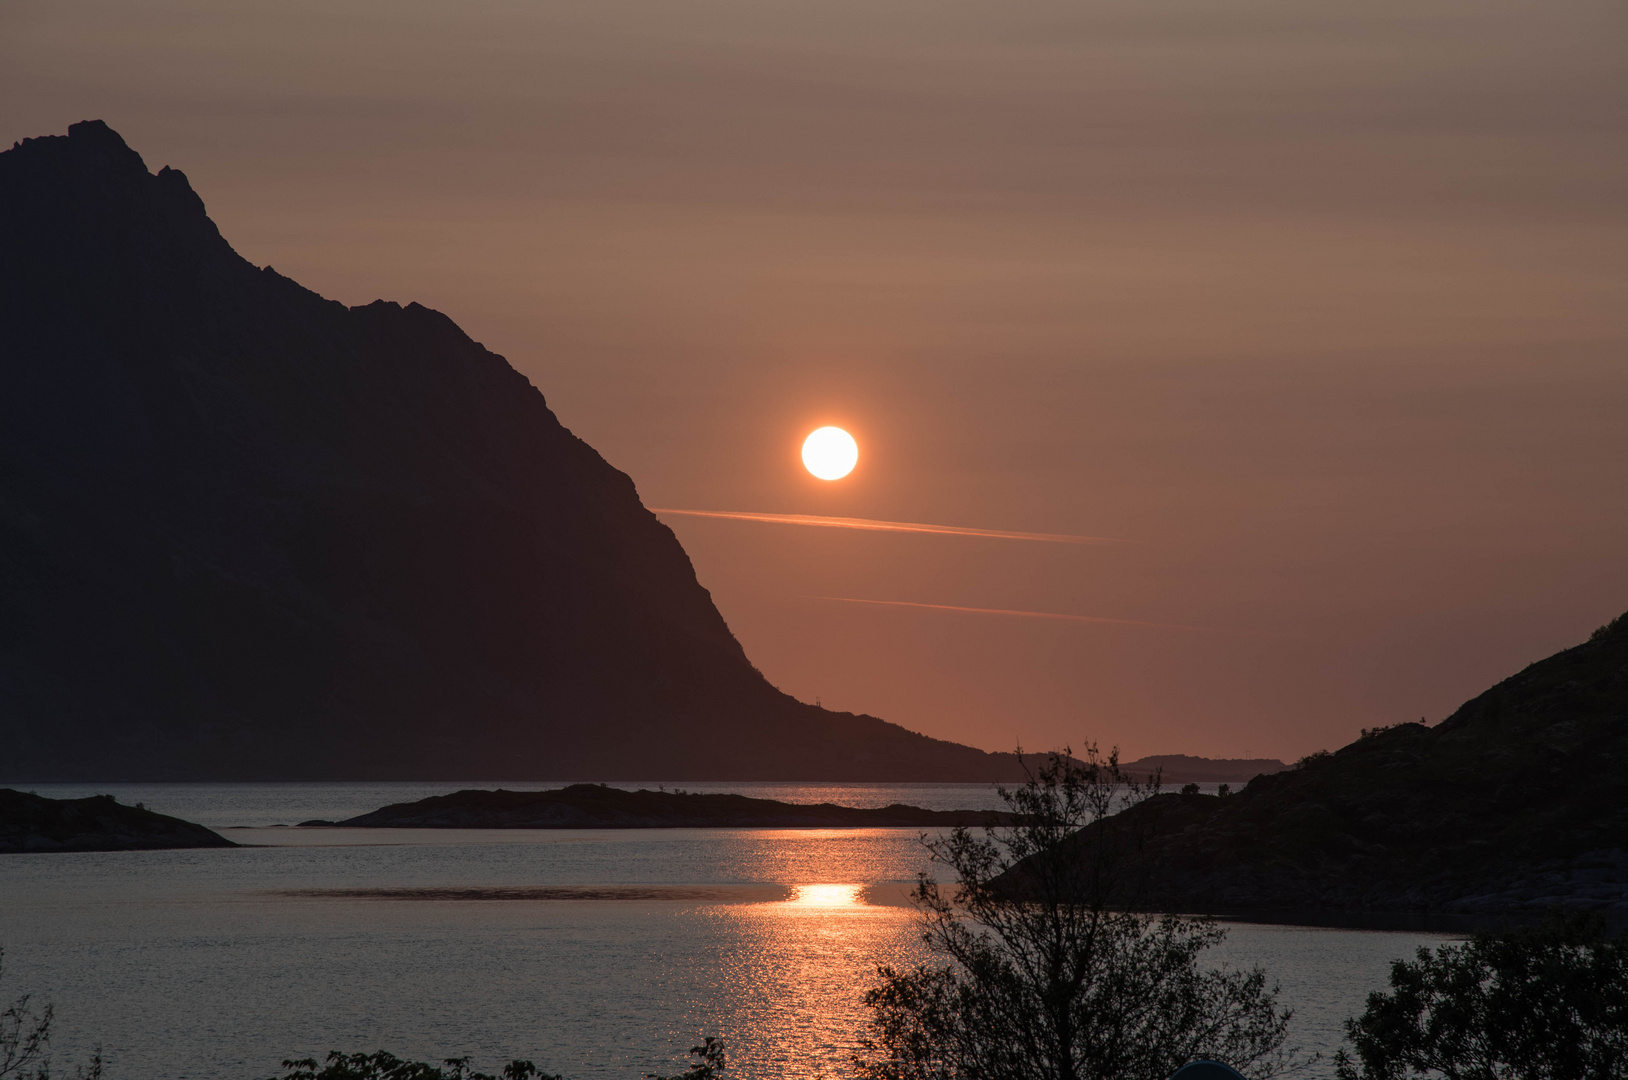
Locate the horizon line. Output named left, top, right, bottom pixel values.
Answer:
left=649, top=508, right=1130, bottom=544
left=809, top=596, right=1208, bottom=631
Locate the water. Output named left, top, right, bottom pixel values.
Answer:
left=1, top=783, right=1450, bottom=1079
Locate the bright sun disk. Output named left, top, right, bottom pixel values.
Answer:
left=802, top=426, right=858, bottom=480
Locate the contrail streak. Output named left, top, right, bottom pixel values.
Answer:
left=810, top=596, right=1205, bottom=631
left=648, top=509, right=1128, bottom=545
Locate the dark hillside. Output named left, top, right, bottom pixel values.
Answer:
left=0, top=120, right=1022, bottom=782
left=1021, top=613, right=1628, bottom=923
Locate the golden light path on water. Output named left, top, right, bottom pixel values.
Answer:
left=696, top=877, right=915, bottom=1079
left=788, top=883, right=865, bottom=907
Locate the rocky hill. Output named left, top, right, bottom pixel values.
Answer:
left=1029, top=613, right=1628, bottom=924
left=0, top=121, right=1026, bottom=782
left=0, top=789, right=234, bottom=853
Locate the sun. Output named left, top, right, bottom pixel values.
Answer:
left=802, top=426, right=858, bottom=480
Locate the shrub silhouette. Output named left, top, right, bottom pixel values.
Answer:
left=854, top=746, right=1294, bottom=1080
left=265, top=1038, right=730, bottom=1080
left=1335, top=914, right=1628, bottom=1080
left=266, top=1052, right=558, bottom=1080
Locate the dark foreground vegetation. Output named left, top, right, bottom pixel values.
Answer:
left=0, top=789, right=233, bottom=853
left=1, top=949, right=102, bottom=1079
left=261, top=1040, right=726, bottom=1080
left=1335, top=915, right=1628, bottom=1080
left=856, top=750, right=1294, bottom=1080
left=305, top=785, right=1011, bottom=829
left=271, top=1057, right=550, bottom=1080
left=1019, top=613, right=1628, bottom=923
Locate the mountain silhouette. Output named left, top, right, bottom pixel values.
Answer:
left=0, top=120, right=1025, bottom=782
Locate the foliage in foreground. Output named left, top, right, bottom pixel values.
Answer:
left=855, top=747, right=1294, bottom=1080
left=267, top=1051, right=558, bottom=1080
left=1335, top=915, right=1628, bottom=1080
left=266, top=1037, right=727, bottom=1080
left=0, top=948, right=102, bottom=1080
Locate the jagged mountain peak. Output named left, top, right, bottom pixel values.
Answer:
left=0, top=121, right=1022, bottom=782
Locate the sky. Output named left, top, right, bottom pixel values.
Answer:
left=5, top=0, right=1627, bottom=761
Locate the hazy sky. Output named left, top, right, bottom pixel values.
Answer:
left=6, top=0, right=1626, bottom=760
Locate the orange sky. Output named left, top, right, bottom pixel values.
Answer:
left=5, top=0, right=1627, bottom=760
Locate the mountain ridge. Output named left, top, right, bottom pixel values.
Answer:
left=0, top=119, right=1025, bottom=782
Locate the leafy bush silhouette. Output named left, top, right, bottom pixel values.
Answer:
left=1335, top=914, right=1628, bottom=1080
left=267, top=1052, right=558, bottom=1080
left=266, top=1038, right=729, bottom=1080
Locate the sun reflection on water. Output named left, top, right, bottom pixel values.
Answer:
left=705, top=879, right=915, bottom=1078
left=787, top=883, right=864, bottom=907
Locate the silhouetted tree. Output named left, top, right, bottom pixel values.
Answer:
left=1335, top=915, right=1628, bottom=1080
left=855, top=747, right=1293, bottom=1080
left=0, top=948, right=102, bottom=1080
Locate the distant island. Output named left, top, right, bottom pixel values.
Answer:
left=0, top=789, right=234, bottom=853
left=1008, top=611, right=1628, bottom=925
left=300, top=784, right=1013, bottom=829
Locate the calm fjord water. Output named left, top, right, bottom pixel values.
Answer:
left=3, top=783, right=1448, bottom=1079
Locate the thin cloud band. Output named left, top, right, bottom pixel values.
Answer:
left=810, top=596, right=1206, bottom=631
left=649, top=508, right=1129, bottom=545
